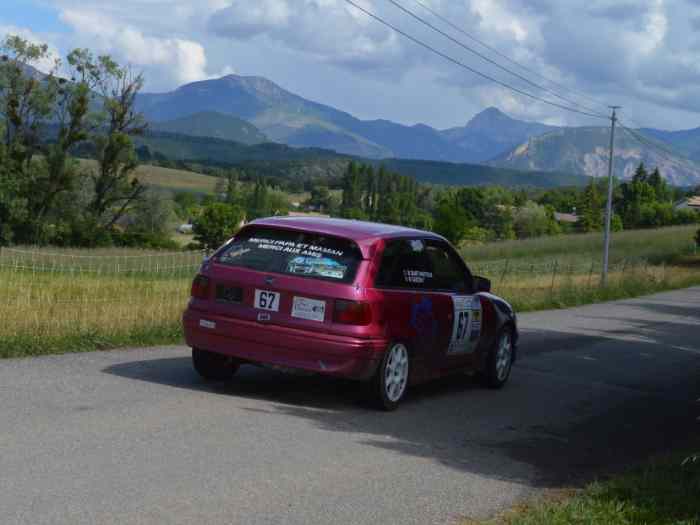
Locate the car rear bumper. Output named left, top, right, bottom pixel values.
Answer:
left=183, top=309, right=386, bottom=381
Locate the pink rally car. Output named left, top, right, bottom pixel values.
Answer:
left=183, top=217, right=518, bottom=410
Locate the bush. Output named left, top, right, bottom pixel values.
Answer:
left=695, top=228, right=700, bottom=247
left=112, top=231, right=181, bottom=251
left=193, top=203, right=245, bottom=251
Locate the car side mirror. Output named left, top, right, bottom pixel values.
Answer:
left=474, top=275, right=491, bottom=293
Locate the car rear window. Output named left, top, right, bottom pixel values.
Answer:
left=215, top=226, right=363, bottom=284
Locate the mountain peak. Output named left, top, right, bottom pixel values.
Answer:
left=467, top=107, right=514, bottom=128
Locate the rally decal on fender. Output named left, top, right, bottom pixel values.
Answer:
left=448, top=295, right=482, bottom=354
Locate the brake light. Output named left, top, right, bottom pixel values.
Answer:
left=333, top=300, right=372, bottom=326
left=191, top=275, right=211, bottom=300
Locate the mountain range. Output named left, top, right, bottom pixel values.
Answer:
left=116, top=74, right=689, bottom=186
left=490, top=127, right=700, bottom=187
left=135, top=75, right=559, bottom=164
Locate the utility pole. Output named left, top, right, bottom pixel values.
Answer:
left=601, top=106, right=620, bottom=287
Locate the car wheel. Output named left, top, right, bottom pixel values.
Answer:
left=372, top=342, right=410, bottom=411
left=481, top=328, right=514, bottom=389
left=192, top=348, right=239, bottom=381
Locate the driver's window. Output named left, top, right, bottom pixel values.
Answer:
left=375, top=239, right=433, bottom=290
left=425, top=241, right=469, bottom=293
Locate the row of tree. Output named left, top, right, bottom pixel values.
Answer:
left=339, top=162, right=433, bottom=228
left=329, top=161, right=698, bottom=245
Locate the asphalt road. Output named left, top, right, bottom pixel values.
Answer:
left=2, top=288, right=700, bottom=525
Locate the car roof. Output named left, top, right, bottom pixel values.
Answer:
left=247, top=217, right=446, bottom=258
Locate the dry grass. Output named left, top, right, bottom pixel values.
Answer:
left=0, top=225, right=698, bottom=358
left=0, top=247, right=201, bottom=357
left=77, top=159, right=219, bottom=194
left=492, top=259, right=700, bottom=312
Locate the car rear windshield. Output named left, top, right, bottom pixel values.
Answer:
left=215, top=226, right=363, bottom=284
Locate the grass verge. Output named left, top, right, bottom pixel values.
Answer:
left=0, top=323, right=183, bottom=359
left=496, top=256, right=700, bottom=312
left=0, top=226, right=698, bottom=359
left=467, top=449, right=700, bottom=525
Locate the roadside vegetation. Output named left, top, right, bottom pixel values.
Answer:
left=1, top=224, right=698, bottom=359
left=467, top=449, right=700, bottom=525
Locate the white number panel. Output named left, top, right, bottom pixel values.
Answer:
left=254, top=289, right=280, bottom=312
left=448, top=295, right=482, bottom=355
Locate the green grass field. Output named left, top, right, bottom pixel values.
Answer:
left=77, top=159, right=221, bottom=194
left=0, top=225, right=698, bottom=358
left=467, top=450, right=700, bottom=525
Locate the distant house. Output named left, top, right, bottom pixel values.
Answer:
left=553, top=212, right=579, bottom=224
left=674, top=196, right=700, bottom=211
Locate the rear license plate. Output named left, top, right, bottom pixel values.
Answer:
left=254, top=289, right=280, bottom=312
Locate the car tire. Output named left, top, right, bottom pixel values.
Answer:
left=372, top=342, right=410, bottom=411
left=192, top=348, right=239, bottom=381
left=480, top=327, right=514, bottom=389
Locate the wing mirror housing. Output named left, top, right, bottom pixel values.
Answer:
left=474, top=275, right=491, bottom=293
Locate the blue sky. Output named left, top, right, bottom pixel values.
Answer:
left=2, top=0, right=700, bottom=131
left=2, top=1, right=67, bottom=33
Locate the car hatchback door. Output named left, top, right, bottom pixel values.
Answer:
left=204, top=226, right=365, bottom=334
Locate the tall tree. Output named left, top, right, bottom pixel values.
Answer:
left=433, top=190, right=470, bottom=245
left=248, top=177, right=270, bottom=219
left=0, top=36, right=61, bottom=242
left=87, top=56, right=147, bottom=230
left=340, top=161, right=366, bottom=219
left=0, top=36, right=59, bottom=169
left=578, top=180, right=604, bottom=232
left=34, top=49, right=100, bottom=234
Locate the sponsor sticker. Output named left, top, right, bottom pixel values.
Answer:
left=448, top=295, right=481, bottom=354
left=287, top=256, right=347, bottom=279
left=470, top=296, right=482, bottom=342
left=292, top=296, right=326, bottom=322
left=403, top=269, right=433, bottom=284
left=248, top=238, right=345, bottom=258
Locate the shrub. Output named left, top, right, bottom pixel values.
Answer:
left=112, top=231, right=181, bottom=251
left=193, top=203, right=245, bottom=251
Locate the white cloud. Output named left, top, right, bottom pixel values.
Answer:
left=0, top=25, right=62, bottom=73
left=59, top=9, right=214, bottom=86
left=208, top=0, right=407, bottom=71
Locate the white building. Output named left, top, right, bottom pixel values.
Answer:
left=674, top=196, right=700, bottom=211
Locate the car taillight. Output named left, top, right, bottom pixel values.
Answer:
left=191, top=275, right=211, bottom=300
left=333, top=300, right=372, bottom=326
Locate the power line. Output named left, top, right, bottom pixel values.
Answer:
left=385, top=0, right=606, bottom=116
left=616, top=112, right=700, bottom=173
left=616, top=110, right=654, bottom=131
left=617, top=119, right=700, bottom=178
left=619, top=120, right=691, bottom=163
left=341, top=0, right=609, bottom=120
left=404, top=0, right=611, bottom=114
